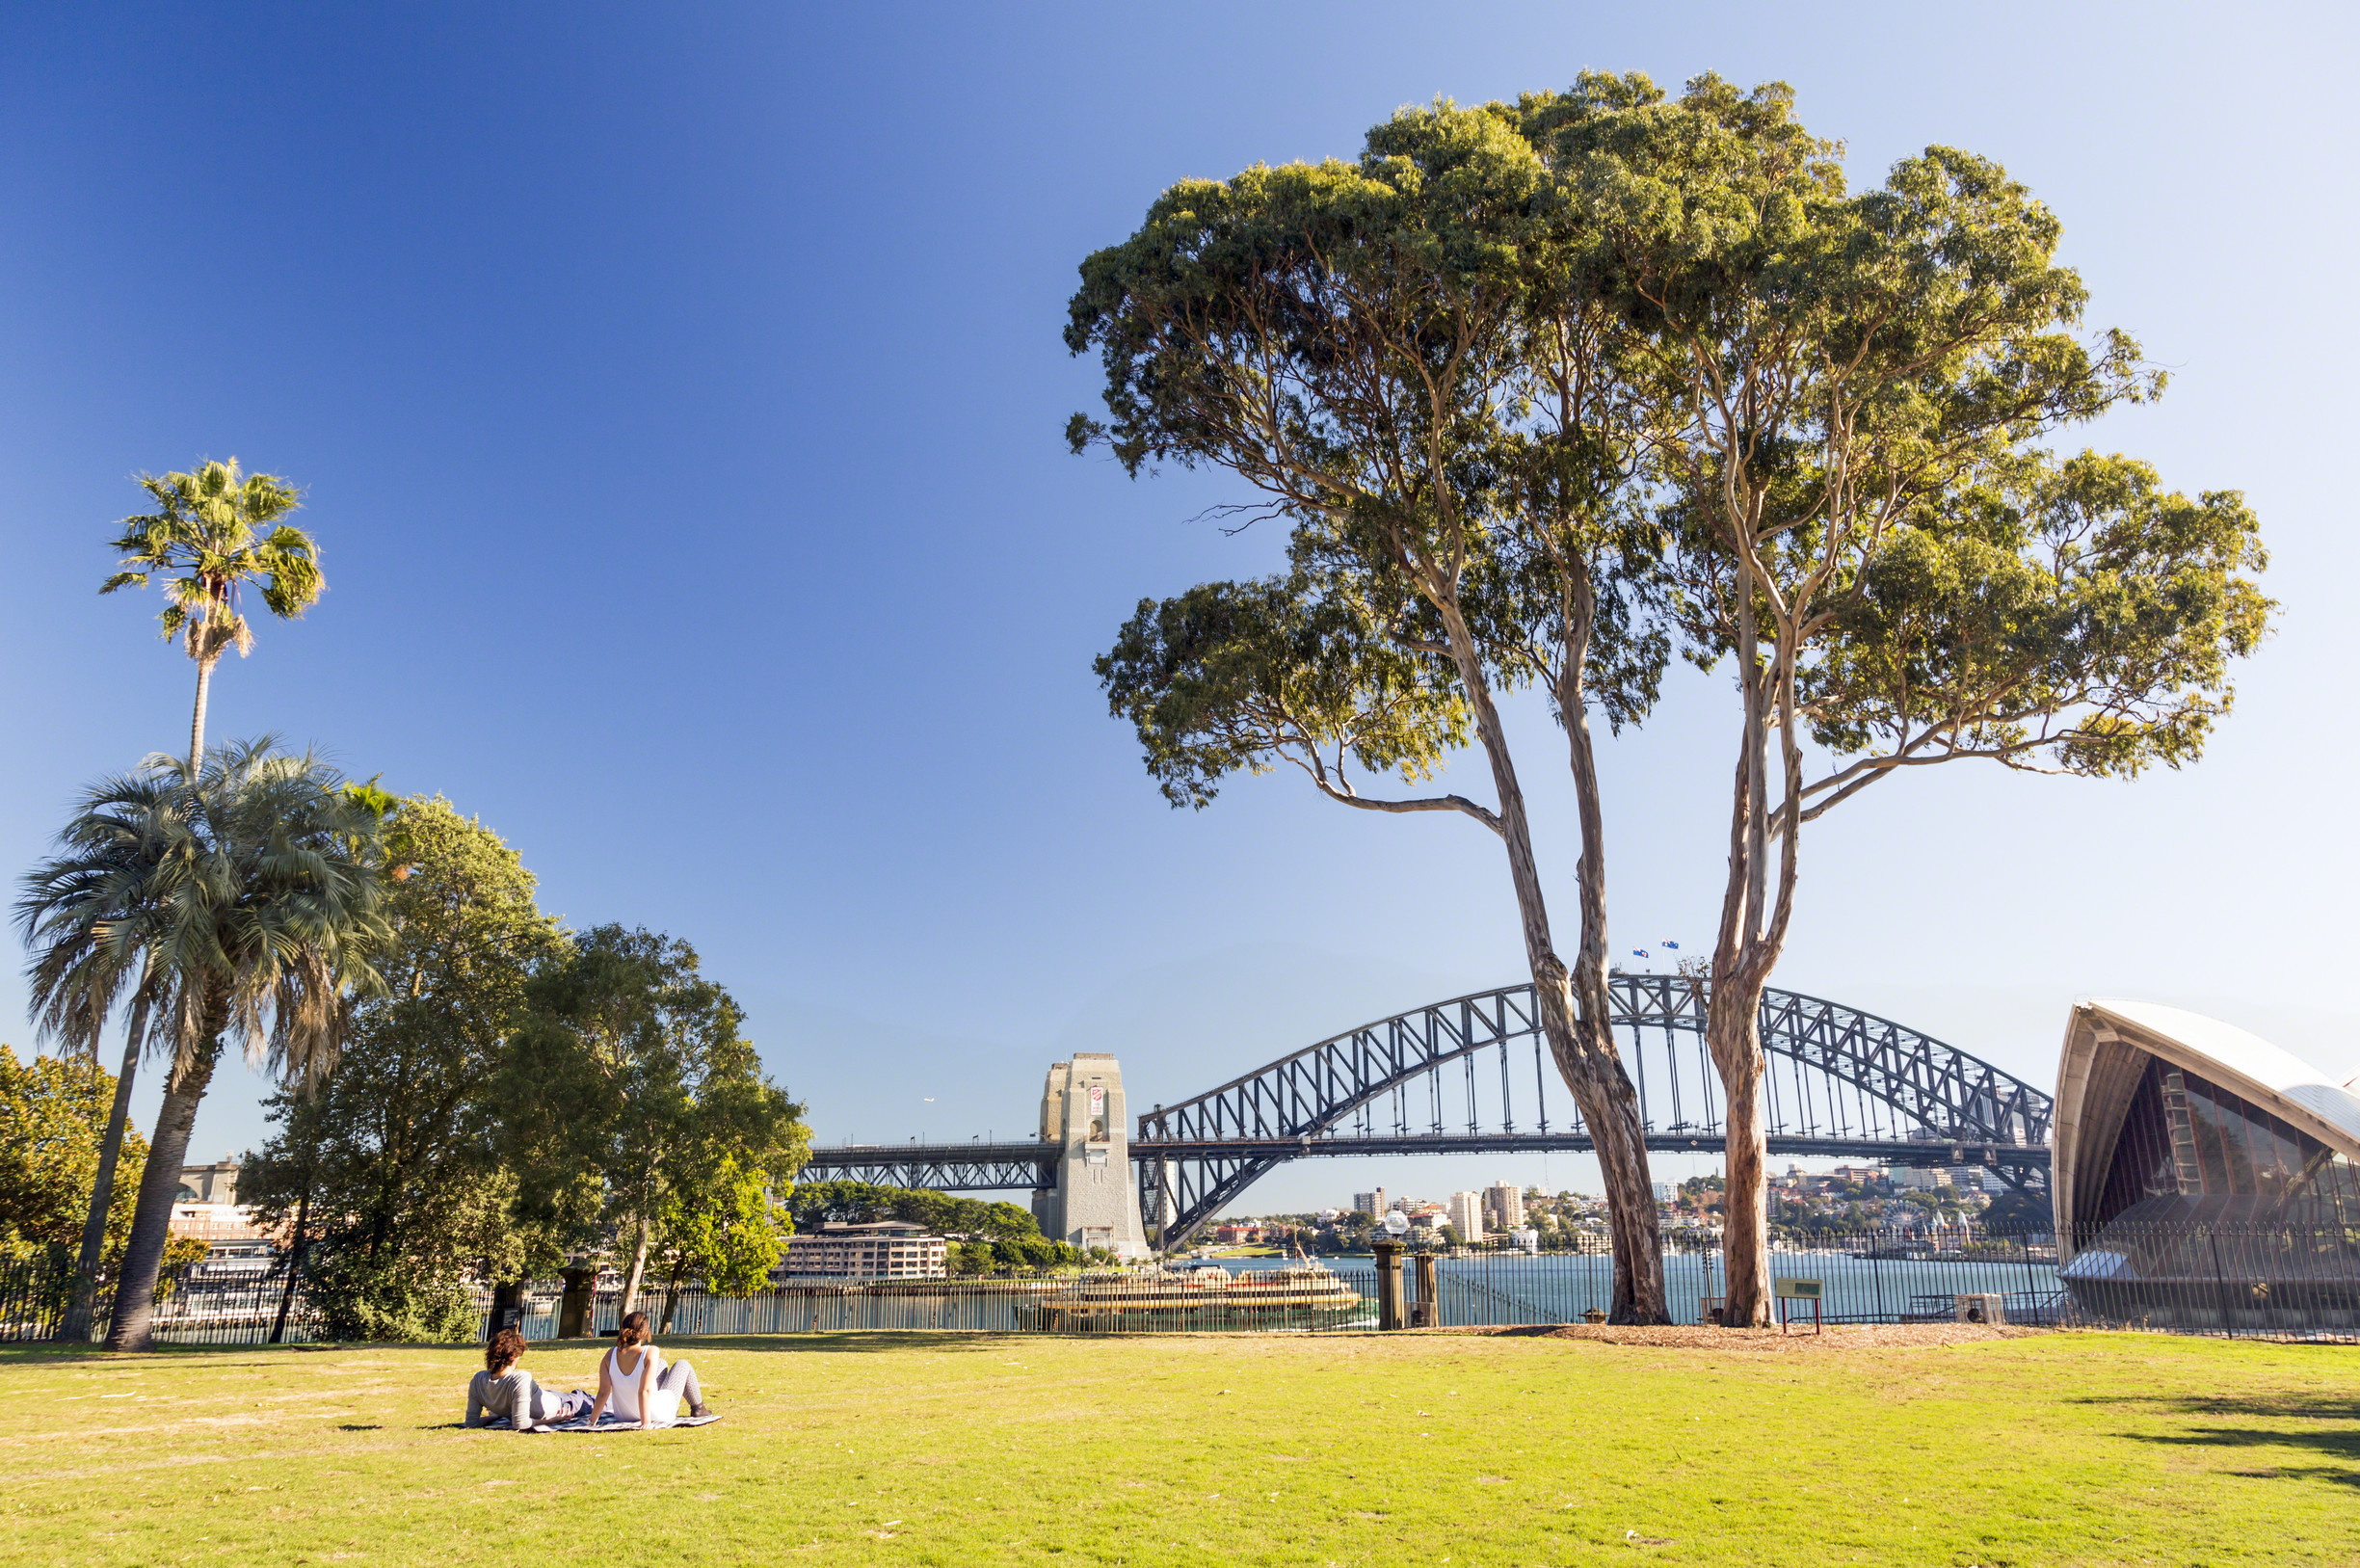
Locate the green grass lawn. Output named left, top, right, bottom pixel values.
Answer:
left=3, top=1329, right=2353, bottom=1565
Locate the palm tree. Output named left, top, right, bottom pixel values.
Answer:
left=100, top=459, right=322, bottom=772
left=44, top=463, right=325, bottom=1341
left=17, top=740, right=389, bottom=1348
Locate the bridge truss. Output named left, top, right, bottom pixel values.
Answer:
left=797, top=974, right=2055, bottom=1247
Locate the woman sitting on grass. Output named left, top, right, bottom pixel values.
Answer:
left=587, top=1310, right=713, bottom=1429
left=465, top=1327, right=594, bottom=1432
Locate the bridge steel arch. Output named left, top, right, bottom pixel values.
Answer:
left=1134, top=974, right=2053, bottom=1245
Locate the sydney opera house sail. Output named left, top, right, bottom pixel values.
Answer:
left=2054, top=1000, right=2360, bottom=1328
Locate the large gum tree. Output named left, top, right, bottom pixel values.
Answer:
left=1070, top=98, right=1676, bottom=1321
left=1555, top=74, right=2272, bottom=1323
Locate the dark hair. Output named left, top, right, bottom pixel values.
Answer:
left=486, top=1326, right=526, bottom=1373
left=617, top=1310, right=651, bottom=1349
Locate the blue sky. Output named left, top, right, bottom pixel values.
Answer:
left=3, top=2, right=2353, bottom=1214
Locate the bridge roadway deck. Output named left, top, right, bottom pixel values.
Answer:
left=799, top=1133, right=2051, bottom=1191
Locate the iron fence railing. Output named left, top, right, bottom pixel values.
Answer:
left=5, top=1221, right=2352, bottom=1346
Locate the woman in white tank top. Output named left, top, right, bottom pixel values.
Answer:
left=588, top=1310, right=711, bottom=1428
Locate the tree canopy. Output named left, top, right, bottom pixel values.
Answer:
left=241, top=795, right=567, bottom=1342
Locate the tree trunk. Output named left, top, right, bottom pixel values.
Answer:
left=270, top=1190, right=311, bottom=1344
left=1585, top=1050, right=1668, bottom=1323
left=56, top=1031, right=142, bottom=1342
left=1557, top=639, right=1667, bottom=1324
left=618, top=1211, right=651, bottom=1319
left=1707, top=984, right=1771, bottom=1325
left=1430, top=594, right=1668, bottom=1323
left=189, top=655, right=219, bottom=774
left=105, top=1035, right=225, bottom=1351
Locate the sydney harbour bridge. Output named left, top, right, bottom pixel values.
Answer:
left=797, top=973, right=2054, bottom=1246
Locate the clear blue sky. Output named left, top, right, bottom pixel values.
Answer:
left=3, top=2, right=2353, bottom=1214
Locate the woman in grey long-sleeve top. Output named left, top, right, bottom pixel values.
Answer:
left=464, top=1327, right=586, bottom=1430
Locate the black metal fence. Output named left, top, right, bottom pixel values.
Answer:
left=0, top=1259, right=307, bottom=1345
left=7, top=1222, right=2352, bottom=1346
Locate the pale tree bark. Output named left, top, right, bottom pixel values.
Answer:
left=618, top=1209, right=652, bottom=1320
left=1552, top=574, right=1668, bottom=1323
left=56, top=1028, right=141, bottom=1342
left=1432, top=593, right=1669, bottom=1324
left=107, top=1015, right=226, bottom=1351
left=189, top=653, right=220, bottom=774
left=1704, top=613, right=1806, bottom=1328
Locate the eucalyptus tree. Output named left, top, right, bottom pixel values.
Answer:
left=1070, top=97, right=1676, bottom=1320
left=1550, top=74, right=2272, bottom=1322
left=16, top=741, right=390, bottom=1348
left=100, top=458, right=321, bottom=772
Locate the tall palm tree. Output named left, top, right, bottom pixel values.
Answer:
left=100, top=458, right=322, bottom=772
left=17, top=740, right=389, bottom=1349
left=46, top=463, right=324, bottom=1340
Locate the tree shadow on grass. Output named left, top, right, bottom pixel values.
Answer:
left=2074, top=1391, right=2360, bottom=1486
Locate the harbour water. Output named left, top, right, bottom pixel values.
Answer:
left=1223, top=1246, right=2063, bottom=1326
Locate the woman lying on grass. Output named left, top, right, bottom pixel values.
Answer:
left=587, top=1310, right=713, bottom=1429
left=464, top=1327, right=595, bottom=1432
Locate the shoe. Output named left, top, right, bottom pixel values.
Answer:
left=689, top=1402, right=713, bottom=1419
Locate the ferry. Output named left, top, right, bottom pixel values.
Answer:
left=1018, top=1260, right=1370, bottom=1332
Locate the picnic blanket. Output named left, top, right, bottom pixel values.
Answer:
left=473, top=1412, right=723, bottom=1434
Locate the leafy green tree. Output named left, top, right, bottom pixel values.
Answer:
left=1552, top=73, right=2271, bottom=1322
left=99, top=459, right=320, bottom=774
left=240, top=796, right=566, bottom=1342
left=17, top=740, right=389, bottom=1349
left=0, top=1049, right=148, bottom=1264
left=649, top=1153, right=793, bottom=1330
left=1071, top=97, right=1674, bottom=1320
left=785, top=1181, right=1045, bottom=1242
left=502, top=926, right=807, bottom=1316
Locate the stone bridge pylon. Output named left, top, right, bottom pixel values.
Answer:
left=1028, top=1052, right=1152, bottom=1260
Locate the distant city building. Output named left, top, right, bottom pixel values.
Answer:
left=1651, top=1182, right=1677, bottom=1204
left=1894, top=1167, right=1953, bottom=1192
left=781, top=1220, right=947, bottom=1279
left=168, top=1162, right=263, bottom=1247
left=1447, top=1190, right=1484, bottom=1239
left=1484, top=1182, right=1525, bottom=1232
left=1352, top=1189, right=1387, bottom=1216
left=175, top=1161, right=239, bottom=1204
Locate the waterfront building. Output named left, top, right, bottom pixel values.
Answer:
left=781, top=1220, right=947, bottom=1279
left=1651, top=1182, right=1676, bottom=1204
left=1484, top=1182, right=1525, bottom=1232
left=2055, top=999, right=2360, bottom=1327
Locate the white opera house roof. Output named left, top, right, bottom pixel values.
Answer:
left=2053, top=999, right=2360, bottom=1327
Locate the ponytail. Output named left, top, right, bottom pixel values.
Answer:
left=617, top=1309, right=651, bottom=1349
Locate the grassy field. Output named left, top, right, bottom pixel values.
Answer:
left=3, top=1328, right=2353, bottom=1566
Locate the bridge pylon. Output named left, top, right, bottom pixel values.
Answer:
left=1030, top=1053, right=1150, bottom=1260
